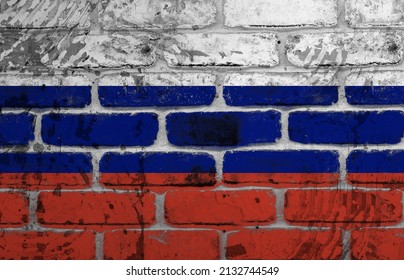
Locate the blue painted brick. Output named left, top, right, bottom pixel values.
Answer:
left=0, top=86, right=91, bottom=108
left=223, top=150, right=339, bottom=187
left=289, top=111, right=404, bottom=144
left=99, top=86, right=215, bottom=107
left=166, top=111, right=281, bottom=146
left=224, top=150, right=339, bottom=173
left=0, top=153, right=92, bottom=173
left=347, top=150, right=404, bottom=173
left=224, top=86, right=338, bottom=106
left=42, top=113, right=158, bottom=147
left=0, top=113, right=35, bottom=145
left=346, top=86, right=404, bottom=105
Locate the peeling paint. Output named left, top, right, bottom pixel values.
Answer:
left=0, top=0, right=93, bottom=29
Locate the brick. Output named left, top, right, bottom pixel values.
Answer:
left=289, top=111, right=404, bottom=144
left=0, top=113, right=35, bottom=145
left=286, top=32, right=403, bottom=68
left=0, top=193, right=28, bottom=227
left=101, top=0, right=216, bottom=29
left=224, top=72, right=338, bottom=106
left=37, top=192, right=155, bottom=229
left=100, top=152, right=216, bottom=191
left=165, top=190, right=276, bottom=228
left=166, top=111, right=281, bottom=146
left=345, top=71, right=404, bottom=105
left=104, top=230, right=219, bottom=260
left=226, top=229, right=342, bottom=260
left=0, top=32, right=157, bottom=71
left=223, top=151, right=339, bottom=187
left=0, top=75, right=91, bottom=108
left=0, top=231, right=95, bottom=260
left=351, top=229, right=404, bottom=260
left=224, top=0, right=337, bottom=28
left=41, top=113, right=158, bottom=147
left=346, top=0, right=404, bottom=27
left=163, top=33, right=279, bottom=67
left=347, top=150, right=404, bottom=188
left=0, top=153, right=92, bottom=190
left=0, top=0, right=93, bottom=29
left=99, top=73, right=216, bottom=107
left=284, top=190, right=402, bottom=227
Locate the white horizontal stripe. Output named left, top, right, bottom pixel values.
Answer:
left=346, top=71, right=404, bottom=86
left=99, top=73, right=216, bottom=86
left=224, top=72, right=338, bottom=86
left=0, top=75, right=92, bottom=86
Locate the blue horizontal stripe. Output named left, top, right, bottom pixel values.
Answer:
left=0, top=153, right=92, bottom=173
left=42, top=113, right=158, bottom=146
left=100, top=152, right=216, bottom=173
left=347, top=150, right=404, bottom=173
left=224, top=151, right=339, bottom=173
left=224, top=86, right=338, bottom=106
left=0, top=86, right=91, bottom=108
left=0, top=113, right=34, bottom=145
left=346, top=86, right=404, bottom=105
left=99, top=86, right=215, bottom=107
left=289, top=111, right=404, bottom=144
left=167, top=111, right=281, bottom=146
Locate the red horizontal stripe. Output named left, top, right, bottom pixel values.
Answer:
left=223, top=173, right=339, bottom=187
left=0, top=173, right=92, bottom=190
left=100, top=173, right=216, bottom=190
left=348, top=173, right=404, bottom=188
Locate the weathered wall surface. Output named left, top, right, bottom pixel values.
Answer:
left=0, top=0, right=403, bottom=260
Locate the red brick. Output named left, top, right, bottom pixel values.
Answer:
left=104, top=230, right=220, bottom=260
left=165, top=190, right=276, bottom=228
left=37, top=192, right=155, bottom=229
left=0, top=192, right=28, bottom=227
left=226, top=229, right=342, bottom=260
left=351, top=229, right=404, bottom=260
left=284, top=190, right=402, bottom=227
left=0, top=231, right=95, bottom=260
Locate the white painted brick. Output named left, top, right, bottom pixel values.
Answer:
left=162, top=33, right=279, bottom=67
left=224, top=0, right=337, bottom=28
left=0, top=0, right=93, bottom=29
left=99, top=73, right=216, bottom=86
left=286, top=31, right=403, bottom=68
left=101, top=0, right=216, bottom=29
left=224, top=72, right=338, bottom=86
left=346, top=0, right=404, bottom=27
left=346, top=71, right=404, bottom=86
left=0, top=74, right=92, bottom=86
left=0, top=32, right=157, bottom=70
left=48, top=33, right=157, bottom=69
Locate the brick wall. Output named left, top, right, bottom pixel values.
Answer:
left=0, top=0, right=403, bottom=260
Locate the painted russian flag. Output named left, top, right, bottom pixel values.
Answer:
left=0, top=153, right=92, bottom=190
left=0, top=75, right=91, bottom=108
left=100, top=153, right=216, bottom=192
left=99, top=73, right=216, bottom=107
left=223, top=151, right=339, bottom=187
left=347, top=150, right=404, bottom=188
